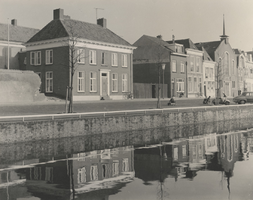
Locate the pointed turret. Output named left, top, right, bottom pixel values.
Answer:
left=220, top=14, right=229, bottom=43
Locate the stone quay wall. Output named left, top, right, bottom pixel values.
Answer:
left=0, top=105, right=253, bottom=144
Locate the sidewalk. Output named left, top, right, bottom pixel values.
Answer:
left=0, top=97, right=205, bottom=117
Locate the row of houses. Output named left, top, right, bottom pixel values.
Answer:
left=1, top=8, right=253, bottom=100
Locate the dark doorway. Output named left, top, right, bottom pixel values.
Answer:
left=152, top=85, right=156, bottom=98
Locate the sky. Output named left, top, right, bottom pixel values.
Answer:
left=1, top=0, right=253, bottom=51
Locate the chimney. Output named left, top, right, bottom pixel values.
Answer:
left=172, top=35, right=175, bottom=44
left=11, top=19, right=17, bottom=26
left=157, top=35, right=162, bottom=40
left=54, top=8, right=64, bottom=20
left=97, top=18, right=107, bottom=28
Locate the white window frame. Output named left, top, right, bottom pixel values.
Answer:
left=35, top=51, right=41, bottom=65
left=196, top=57, right=200, bottom=72
left=122, top=54, right=127, bottom=67
left=46, top=50, right=53, bottom=65
left=190, top=56, right=195, bottom=71
left=188, top=77, right=192, bottom=92
left=89, top=50, right=96, bottom=65
left=45, top=71, right=53, bottom=93
left=77, top=71, right=85, bottom=92
left=180, top=62, right=185, bottom=73
left=77, top=49, right=85, bottom=64
left=90, top=71, right=97, bottom=92
left=112, top=53, right=118, bottom=66
left=30, top=52, right=35, bottom=65
left=122, top=73, right=128, bottom=92
left=177, top=79, right=184, bottom=92
left=172, top=60, right=176, bottom=72
left=112, top=73, right=118, bottom=92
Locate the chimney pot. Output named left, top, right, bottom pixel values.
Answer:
left=54, top=8, right=64, bottom=20
left=11, top=19, right=17, bottom=26
left=97, top=18, right=107, bottom=28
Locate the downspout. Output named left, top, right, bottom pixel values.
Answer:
left=130, top=53, right=133, bottom=96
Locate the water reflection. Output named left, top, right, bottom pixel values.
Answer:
left=1, top=127, right=253, bottom=199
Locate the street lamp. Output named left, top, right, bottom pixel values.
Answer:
left=157, top=63, right=165, bottom=109
left=162, top=64, right=166, bottom=99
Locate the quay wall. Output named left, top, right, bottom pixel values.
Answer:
left=0, top=105, right=253, bottom=144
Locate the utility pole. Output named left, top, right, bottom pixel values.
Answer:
left=94, top=8, right=104, bottom=21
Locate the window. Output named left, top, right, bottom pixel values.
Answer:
left=90, top=165, right=98, bottom=181
left=190, top=56, right=195, bottom=71
left=45, top=167, right=53, bottom=183
left=101, top=52, right=106, bottom=65
left=24, top=57, right=26, bottom=65
left=122, top=74, right=128, bottom=92
left=181, top=62, right=184, bottom=73
left=225, top=52, right=230, bottom=75
left=30, top=51, right=41, bottom=65
left=196, top=57, right=200, bottom=72
left=194, top=77, right=197, bottom=92
left=77, top=71, right=85, bottom=92
left=177, top=79, right=184, bottom=92
left=112, top=160, right=119, bottom=176
left=172, top=60, right=176, bottom=72
left=122, top=54, right=127, bottom=67
left=112, top=53, right=118, bottom=66
left=77, top=49, right=85, bottom=64
left=232, top=81, right=235, bottom=88
left=46, top=50, right=53, bottom=64
left=77, top=167, right=86, bottom=183
left=89, top=50, right=96, bottom=64
left=112, top=73, right=118, bottom=92
left=90, top=71, right=97, bottom=92
left=46, top=72, right=53, bottom=92
left=188, top=77, right=192, bottom=92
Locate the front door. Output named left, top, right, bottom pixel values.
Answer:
left=102, top=73, right=108, bottom=96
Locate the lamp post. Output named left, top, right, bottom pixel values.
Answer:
left=162, top=64, right=166, bottom=99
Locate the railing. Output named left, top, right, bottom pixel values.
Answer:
left=0, top=104, right=250, bottom=123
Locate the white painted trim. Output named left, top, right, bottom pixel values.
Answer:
left=185, top=48, right=203, bottom=56
left=0, top=40, right=25, bottom=48
left=26, top=37, right=135, bottom=53
left=172, top=52, right=188, bottom=57
left=73, top=95, right=100, bottom=101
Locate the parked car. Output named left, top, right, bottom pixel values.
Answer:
left=233, top=92, right=253, bottom=104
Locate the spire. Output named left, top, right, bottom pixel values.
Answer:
left=220, top=14, right=229, bottom=43
left=223, top=14, right=225, bottom=36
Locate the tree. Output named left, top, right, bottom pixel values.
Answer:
left=63, top=21, right=87, bottom=113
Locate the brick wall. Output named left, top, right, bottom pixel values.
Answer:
left=1, top=105, right=253, bottom=144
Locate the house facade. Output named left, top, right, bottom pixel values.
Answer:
left=235, top=49, right=253, bottom=94
left=25, top=9, right=135, bottom=101
left=133, top=35, right=172, bottom=98
left=166, top=40, right=187, bottom=97
left=0, top=19, right=38, bottom=69
left=168, top=38, right=203, bottom=98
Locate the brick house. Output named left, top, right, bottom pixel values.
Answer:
left=168, top=38, right=203, bottom=98
left=165, top=38, right=188, bottom=98
left=0, top=19, right=39, bottom=69
left=133, top=35, right=173, bottom=98
left=24, top=9, right=135, bottom=101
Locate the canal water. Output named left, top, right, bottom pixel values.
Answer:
left=1, top=124, right=253, bottom=200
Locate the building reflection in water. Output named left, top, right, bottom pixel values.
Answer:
left=1, top=128, right=253, bottom=199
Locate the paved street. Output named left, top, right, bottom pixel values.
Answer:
left=0, top=97, right=236, bottom=117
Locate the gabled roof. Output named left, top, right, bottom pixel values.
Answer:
left=167, top=38, right=198, bottom=50
left=195, top=41, right=221, bottom=60
left=233, top=48, right=241, bottom=55
left=133, top=35, right=173, bottom=62
left=27, top=18, right=132, bottom=46
left=0, top=23, right=39, bottom=43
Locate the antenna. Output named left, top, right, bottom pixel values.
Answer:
left=94, top=8, right=104, bottom=21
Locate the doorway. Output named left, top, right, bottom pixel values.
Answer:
left=152, top=85, right=156, bottom=98
left=102, top=73, right=108, bottom=96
